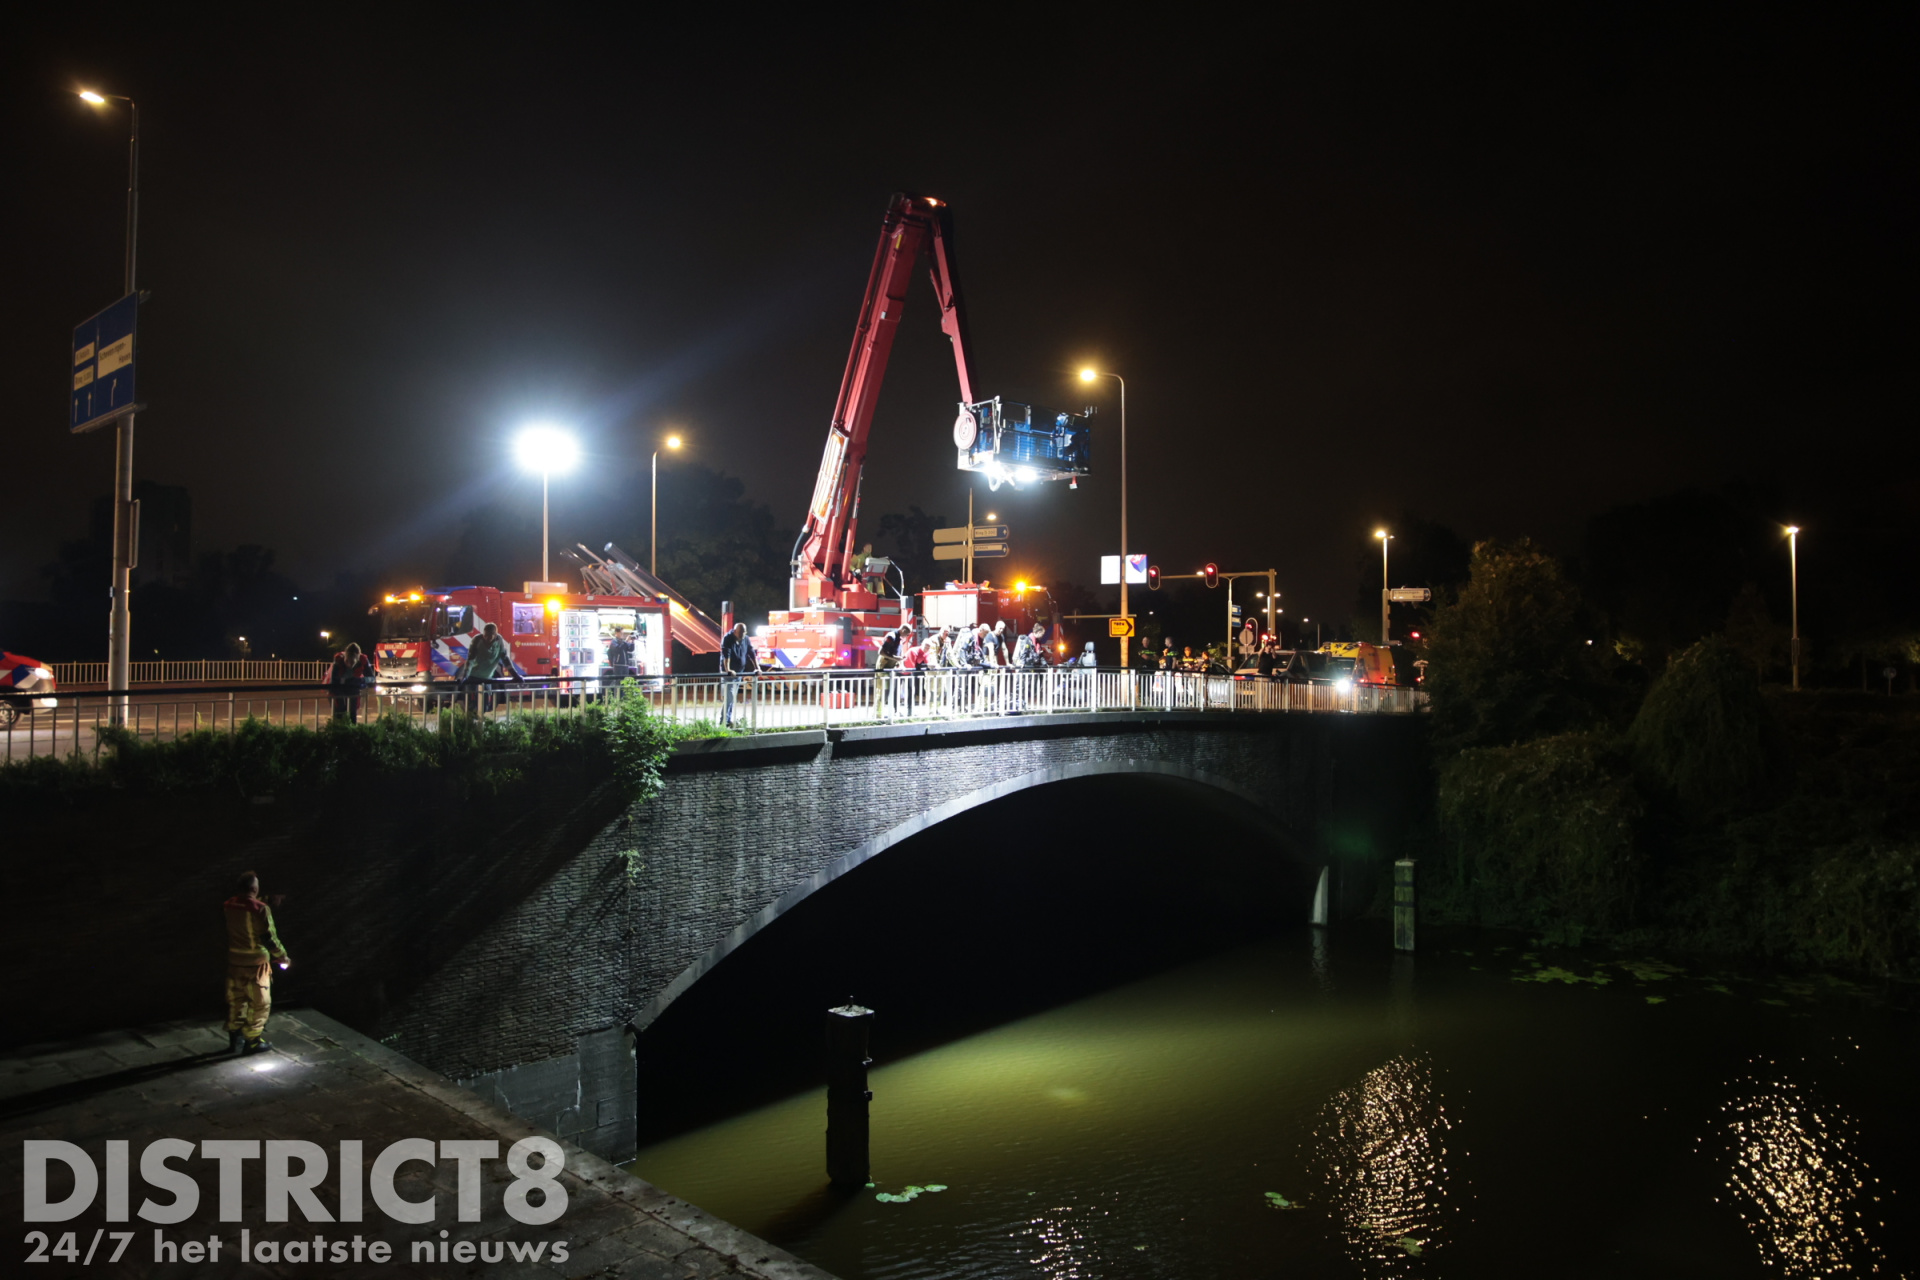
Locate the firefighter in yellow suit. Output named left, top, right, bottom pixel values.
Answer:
left=223, top=871, right=290, bottom=1055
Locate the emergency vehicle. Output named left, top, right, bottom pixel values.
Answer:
left=1317, top=641, right=1397, bottom=686
left=917, top=582, right=1063, bottom=649
left=373, top=586, right=671, bottom=686
left=765, top=193, right=1091, bottom=669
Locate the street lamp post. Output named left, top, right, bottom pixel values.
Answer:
left=513, top=425, right=580, bottom=585
left=1080, top=368, right=1127, bottom=668
left=1375, top=528, right=1392, bottom=643
left=651, top=434, right=683, bottom=577
left=79, top=89, right=140, bottom=714
left=1786, top=525, right=1801, bottom=691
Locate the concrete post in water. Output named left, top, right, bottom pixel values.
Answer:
left=1310, top=865, right=1330, bottom=927
left=1392, top=858, right=1416, bottom=951
left=826, top=1003, right=874, bottom=1188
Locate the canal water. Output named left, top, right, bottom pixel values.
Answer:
left=627, top=781, right=1917, bottom=1278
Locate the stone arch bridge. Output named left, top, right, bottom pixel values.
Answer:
left=360, top=709, right=1429, bottom=1161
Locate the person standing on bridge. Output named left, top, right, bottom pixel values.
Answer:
left=1013, top=621, right=1049, bottom=670
left=874, top=623, right=904, bottom=718
left=327, top=642, right=375, bottom=723
left=222, top=871, right=290, bottom=1055
left=458, top=622, right=521, bottom=714
left=605, top=627, right=635, bottom=679
left=721, top=622, right=755, bottom=727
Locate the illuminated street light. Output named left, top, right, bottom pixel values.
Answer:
left=1785, top=525, right=1801, bottom=691
left=513, top=424, right=580, bottom=583
left=1080, top=367, right=1129, bottom=668
left=1375, top=528, right=1393, bottom=643
left=77, top=88, right=140, bottom=719
left=652, top=433, right=684, bottom=577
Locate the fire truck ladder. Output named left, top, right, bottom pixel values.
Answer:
left=560, top=543, right=725, bottom=654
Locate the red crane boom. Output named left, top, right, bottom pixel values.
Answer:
left=790, top=193, right=975, bottom=609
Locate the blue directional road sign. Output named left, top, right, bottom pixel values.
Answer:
left=71, top=293, right=140, bottom=434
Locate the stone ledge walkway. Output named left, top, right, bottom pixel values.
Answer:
left=0, top=1010, right=837, bottom=1280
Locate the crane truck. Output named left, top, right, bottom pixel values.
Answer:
left=764, top=193, right=1093, bottom=668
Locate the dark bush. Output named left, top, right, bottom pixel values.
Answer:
left=1436, top=731, right=1644, bottom=937
left=1628, top=636, right=1778, bottom=812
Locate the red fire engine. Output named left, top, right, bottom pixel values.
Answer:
left=763, top=193, right=1092, bottom=668
left=373, top=585, right=672, bottom=685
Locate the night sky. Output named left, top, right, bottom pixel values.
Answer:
left=3, top=10, right=1911, bottom=630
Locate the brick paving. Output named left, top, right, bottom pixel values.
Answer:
left=0, top=1011, right=835, bottom=1280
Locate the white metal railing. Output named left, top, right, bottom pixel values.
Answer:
left=48, top=660, right=332, bottom=687
left=0, top=670, right=1425, bottom=763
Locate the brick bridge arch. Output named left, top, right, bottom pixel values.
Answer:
left=634, top=756, right=1316, bottom=1035
left=382, top=711, right=1428, bottom=1160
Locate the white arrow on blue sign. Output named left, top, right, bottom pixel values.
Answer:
left=71, top=293, right=141, bottom=434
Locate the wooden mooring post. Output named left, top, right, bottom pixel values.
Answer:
left=1392, top=858, right=1416, bottom=951
left=826, top=1004, right=874, bottom=1187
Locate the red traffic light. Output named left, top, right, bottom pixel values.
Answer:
left=1147, top=565, right=1161, bottom=591
left=1203, top=562, right=1220, bottom=588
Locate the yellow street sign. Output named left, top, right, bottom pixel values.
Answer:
left=1108, top=616, right=1136, bottom=638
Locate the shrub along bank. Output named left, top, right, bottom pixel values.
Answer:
left=1426, top=568, right=1920, bottom=977
left=0, top=688, right=702, bottom=1045
left=0, top=685, right=690, bottom=808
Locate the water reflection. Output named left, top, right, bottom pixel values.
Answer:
left=1011, top=1202, right=1105, bottom=1279
left=1712, top=1073, right=1887, bottom=1277
left=1310, top=925, right=1335, bottom=997
left=1309, top=1054, right=1460, bottom=1273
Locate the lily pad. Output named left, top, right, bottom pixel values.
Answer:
left=873, top=1183, right=949, bottom=1204
left=1645, top=995, right=1666, bottom=1005
left=1396, top=1236, right=1424, bottom=1256
left=1264, top=1191, right=1302, bottom=1210
left=1616, top=959, right=1685, bottom=982
left=1516, top=966, right=1610, bottom=986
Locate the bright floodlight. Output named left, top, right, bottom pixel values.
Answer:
left=79, top=90, right=107, bottom=104
left=513, top=424, right=579, bottom=475
left=1785, top=524, right=1800, bottom=535
left=665, top=434, right=683, bottom=449
left=1374, top=529, right=1388, bottom=539
left=1079, top=368, right=1098, bottom=382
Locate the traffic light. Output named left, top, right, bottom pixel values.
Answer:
left=1203, top=562, right=1220, bottom=588
left=1147, top=565, right=1161, bottom=591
